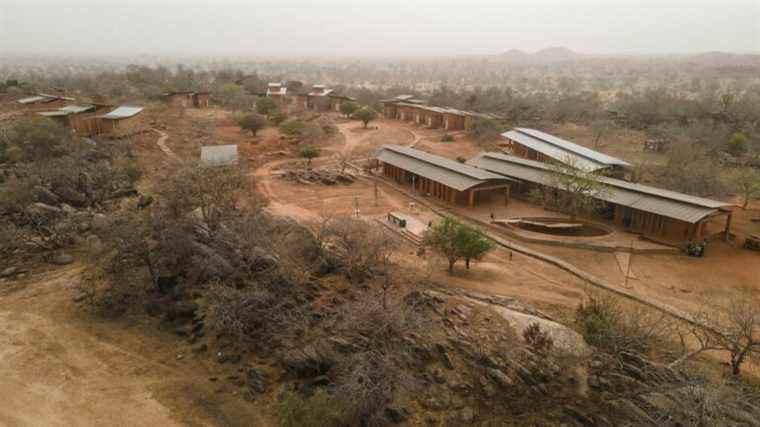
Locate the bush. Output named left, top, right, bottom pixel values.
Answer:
left=575, top=294, right=671, bottom=356
left=256, top=97, right=279, bottom=116
left=441, top=134, right=455, bottom=142
left=280, top=120, right=307, bottom=136
left=270, top=112, right=288, bottom=125
left=523, top=322, right=554, bottom=355
left=237, top=113, right=267, bottom=136
left=278, top=390, right=344, bottom=427
left=726, top=132, right=749, bottom=157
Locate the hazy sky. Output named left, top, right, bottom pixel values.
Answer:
left=1, top=0, right=758, bottom=56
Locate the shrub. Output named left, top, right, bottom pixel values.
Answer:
left=575, top=294, right=671, bottom=356
left=523, top=322, right=554, bottom=355
left=270, top=112, right=288, bottom=125
left=280, top=120, right=307, bottom=136
left=278, top=390, right=344, bottom=427
left=726, top=132, right=749, bottom=157
left=441, top=134, right=455, bottom=142
left=256, top=97, right=279, bottom=116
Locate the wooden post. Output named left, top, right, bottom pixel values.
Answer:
left=505, top=185, right=510, bottom=207
left=724, top=212, right=732, bottom=241
left=469, top=190, right=475, bottom=207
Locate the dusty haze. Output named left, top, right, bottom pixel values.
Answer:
left=1, top=0, right=758, bottom=56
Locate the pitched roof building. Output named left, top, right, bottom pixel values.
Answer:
left=378, top=145, right=512, bottom=206
left=501, top=128, right=631, bottom=174
left=468, top=152, right=732, bottom=242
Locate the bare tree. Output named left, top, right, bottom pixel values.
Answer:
left=533, top=157, right=609, bottom=220
left=316, top=215, right=398, bottom=284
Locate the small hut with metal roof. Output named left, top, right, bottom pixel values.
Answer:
left=97, top=106, right=144, bottom=136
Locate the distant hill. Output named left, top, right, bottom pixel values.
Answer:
left=684, top=51, right=760, bottom=68
left=500, top=49, right=529, bottom=58
left=534, top=47, right=583, bottom=60
left=498, top=47, right=583, bottom=62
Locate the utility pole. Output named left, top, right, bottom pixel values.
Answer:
left=624, top=240, right=634, bottom=288
left=353, top=195, right=360, bottom=218
left=373, top=180, right=379, bottom=207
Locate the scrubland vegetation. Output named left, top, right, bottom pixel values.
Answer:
left=3, top=52, right=760, bottom=425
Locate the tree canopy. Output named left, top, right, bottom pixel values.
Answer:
left=339, top=101, right=359, bottom=118
left=237, top=113, right=267, bottom=136
left=256, top=97, right=279, bottom=116
left=353, top=107, right=376, bottom=128
left=424, top=217, right=493, bottom=273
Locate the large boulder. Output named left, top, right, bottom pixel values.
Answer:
left=467, top=297, right=592, bottom=358
left=50, top=252, right=74, bottom=265
left=26, top=202, right=61, bottom=217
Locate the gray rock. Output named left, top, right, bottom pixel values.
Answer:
left=91, top=214, right=109, bottom=230
left=0, top=267, right=18, bottom=278
left=487, top=368, right=514, bottom=388
left=27, top=202, right=61, bottom=217
left=459, top=407, right=476, bottom=423
left=165, top=301, right=198, bottom=320
left=33, top=186, right=60, bottom=205
left=60, top=204, right=77, bottom=215
left=280, top=340, right=336, bottom=377
left=50, top=252, right=74, bottom=265
left=247, top=368, right=268, bottom=393
left=385, top=406, right=410, bottom=424
left=191, top=343, right=208, bottom=354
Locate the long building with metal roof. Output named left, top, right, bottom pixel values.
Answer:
left=378, top=145, right=512, bottom=206
left=502, top=128, right=631, bottom=174
left=381, top=97, right=499, bottom=132
left=468, top=152, right=733, bottom=242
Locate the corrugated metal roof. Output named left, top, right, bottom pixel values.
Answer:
left=18, top=95, right=53, bottom=104
left=201, top=145, right=238, bottom=167
left=503, top=128, right=631, bottom=171
left=59, top=104, right=95, bottom=114
left=100, top=106, right=143, bottom=120
left=468, top=152, right=730, bottom=223
left=37, top=111, right=68, bottom=117
left=378, top=145, right=510, bottom=192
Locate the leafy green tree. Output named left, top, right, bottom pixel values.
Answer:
left=459, top=225, right=494, bottom=269
left=256, top=97, right=279, bottom=117
left=214, top=83, right=249, bottom=111
left=339, top=101, right=359, bottom=118
left=726, top=132, right=749, bottom=157
left=353, top=107, right=376, bottom=128
left=424, top=217, right=493, bottom=274
left=237, top=113, right=267, bottom=136
left=300, top=146, right=320, bottom=168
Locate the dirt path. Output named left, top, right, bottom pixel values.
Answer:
left=0, top=266, right=263, bottom=427
left=153, top=129, right=178, bottom=160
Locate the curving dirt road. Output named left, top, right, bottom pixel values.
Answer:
left=0, top=265, right=263, bottom=427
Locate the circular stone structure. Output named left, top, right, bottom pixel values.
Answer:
left=503, top=217, right=612, bottom=237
